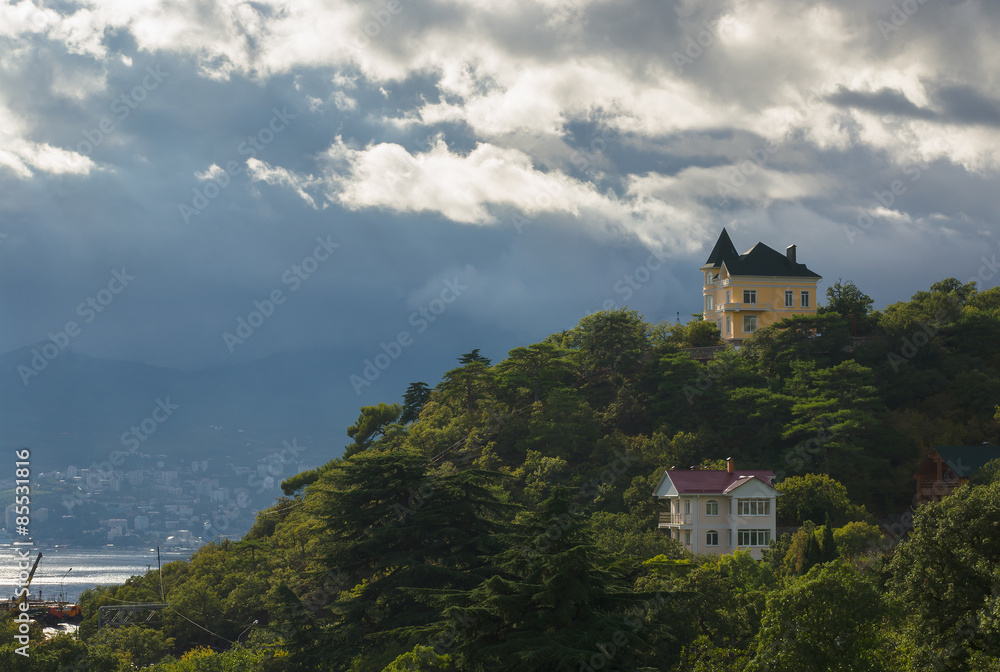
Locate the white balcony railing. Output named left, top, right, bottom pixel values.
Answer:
left=715, top=302, right=771, bottom=312
left=658, top=512, right=692, bottom=526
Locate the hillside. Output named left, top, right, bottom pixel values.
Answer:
left=4, top=277, right=1000, bottom=671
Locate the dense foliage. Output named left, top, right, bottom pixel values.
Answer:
left=6, top=279, right=1000, bottom=671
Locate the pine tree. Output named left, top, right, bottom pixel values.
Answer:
left=801, top=533, right=823, bottom=575
left=819, top=520, right=838, bottom=563
left=284, top=449, right=513, bottom=670
left=400, top=381, right=432, bottom=424
left=441, top=486, right=657, bottom=671
left=458, top=349, right=491, bottom=366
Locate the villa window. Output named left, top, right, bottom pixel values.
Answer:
left=684, top=531, right=691, bottom=545
left=706, top=500, right=718, bottom=516
left=743, top=289, right=757, bottom=304
left=684, top=500, right=691, bottom=514
left=737, top=529, right=771, bottom=546
left=726, top=290, right=731, bottom=303
left=743, top=315, right=757, bottom=333
left=726, top=316, right=731, bottom=335
left=801, top=291, right=810, bottom=308
left=785, top=290, right=794, bottom=307
left=706, top=530, right=719, bottom=546
left=706, top=295, right=714, bottom=311
left=737, top=499, right=770, bottom=515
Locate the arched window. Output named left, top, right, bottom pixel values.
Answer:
left=706, top=530, right=719, bottom=546
left=706, top=500, right=719, bottom=516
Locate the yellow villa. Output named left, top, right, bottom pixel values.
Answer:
left=701, top=228, right=821, bottom=344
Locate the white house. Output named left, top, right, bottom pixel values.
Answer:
left=652, top=458, right=779, bottom=560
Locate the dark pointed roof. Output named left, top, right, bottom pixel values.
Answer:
left=704, top=230, right=820, bottom=278
left=704, top=228, right=739, bottom=267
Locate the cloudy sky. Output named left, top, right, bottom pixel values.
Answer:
left=1, top=0, right=998, bottom=383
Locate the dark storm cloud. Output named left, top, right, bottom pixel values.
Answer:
left=0, top=0, right=998, bottom=383
left=935, top=84, right=1000, bottom=128
left=827, top=86, right=937, bottom=121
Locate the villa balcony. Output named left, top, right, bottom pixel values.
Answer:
left=658, top=512, right=774, bottom=527
left=715, top=302, right=770, bottom=312
left=658, top=512, right=692, bottom=526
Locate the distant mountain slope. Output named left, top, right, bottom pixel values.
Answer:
left=0, top=345, right=376, bottom=471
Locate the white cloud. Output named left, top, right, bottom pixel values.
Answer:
left=245, top=157, right=321, bottom=208
left=0, top=104, right=94, bottom=178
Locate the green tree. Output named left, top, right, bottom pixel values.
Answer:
left=495, top=342, right=574, bottom=405
left=588, top=512, right=685, bottom=561
left=781, top=360, right=883, bottom=490
left=746, top=562, right=896, bottom=672
left=400, top=382, right=433, bottom=424
left=458, top=349, right=491, bottom=366
left=345, top=403, right=403, bottom=457
left=819, top=279, right=875, bottom=334
left=439, top=359, right=494, bottom=415
left=381, top=645, right=459, bottom=671
left=742, top=313, right=851, bottom=379
left=775, top=474, right=868, bottom=527
left=662, top=316, right=723, bottom=348
left=670, top=550, right=777, bottom=653
left=574, top=308, right=650, bottom=375
left=833, top=521, right=882, bottom=557
left=283, top=449, right=512, bottom=671
left=818, top=523, right=838, bottom=563
left=971, top=457, right=1000, bottom=487
left=444, top=487, right=654, bottom=671
left=887, top=479, right=1000, bottom=671
left=88, top=625, right=175, bottom=668
left=878, top=277, right=976, bottom=336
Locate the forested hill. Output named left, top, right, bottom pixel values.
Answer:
left=7, top=278, right=1000, bottom=671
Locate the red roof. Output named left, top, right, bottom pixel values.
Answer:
left=665, top=469, right=776, bottom=494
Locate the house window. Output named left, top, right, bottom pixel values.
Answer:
left=684, top=500, right=691, bottom=514
left=785, top=290, right=793, bottom=307
left=706, top=530, right=719, bottom=546
left=743, top=289, right=757, bottom=304
left=706, top=500, right=718, bottom=516
left=728, top=530, right=733, bottom=546
left=684, top=531, right=691, bottom=545
left=706, top=295, right=714, bottom=311
left=705, top=271, right=712, bottom=285
left=801, top=291, right=810, bottom=308
left=737, top=529, right=771, bottom=546
left=737, top=499, right=771, bottom=516
left=725, top=290, right=731, bottom=304
left=726, top=316, right=731, bottom=335
left=743, top=315, right=757, bottom=333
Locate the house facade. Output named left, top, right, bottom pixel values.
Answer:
left=913, top=445, right=1000, bottom=505
left=701, top=228, right=821, bottom=345
left=653, top=459, right=778, bottom=560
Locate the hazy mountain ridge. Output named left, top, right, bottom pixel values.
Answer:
left=0, top=344, right=385, bottom=471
